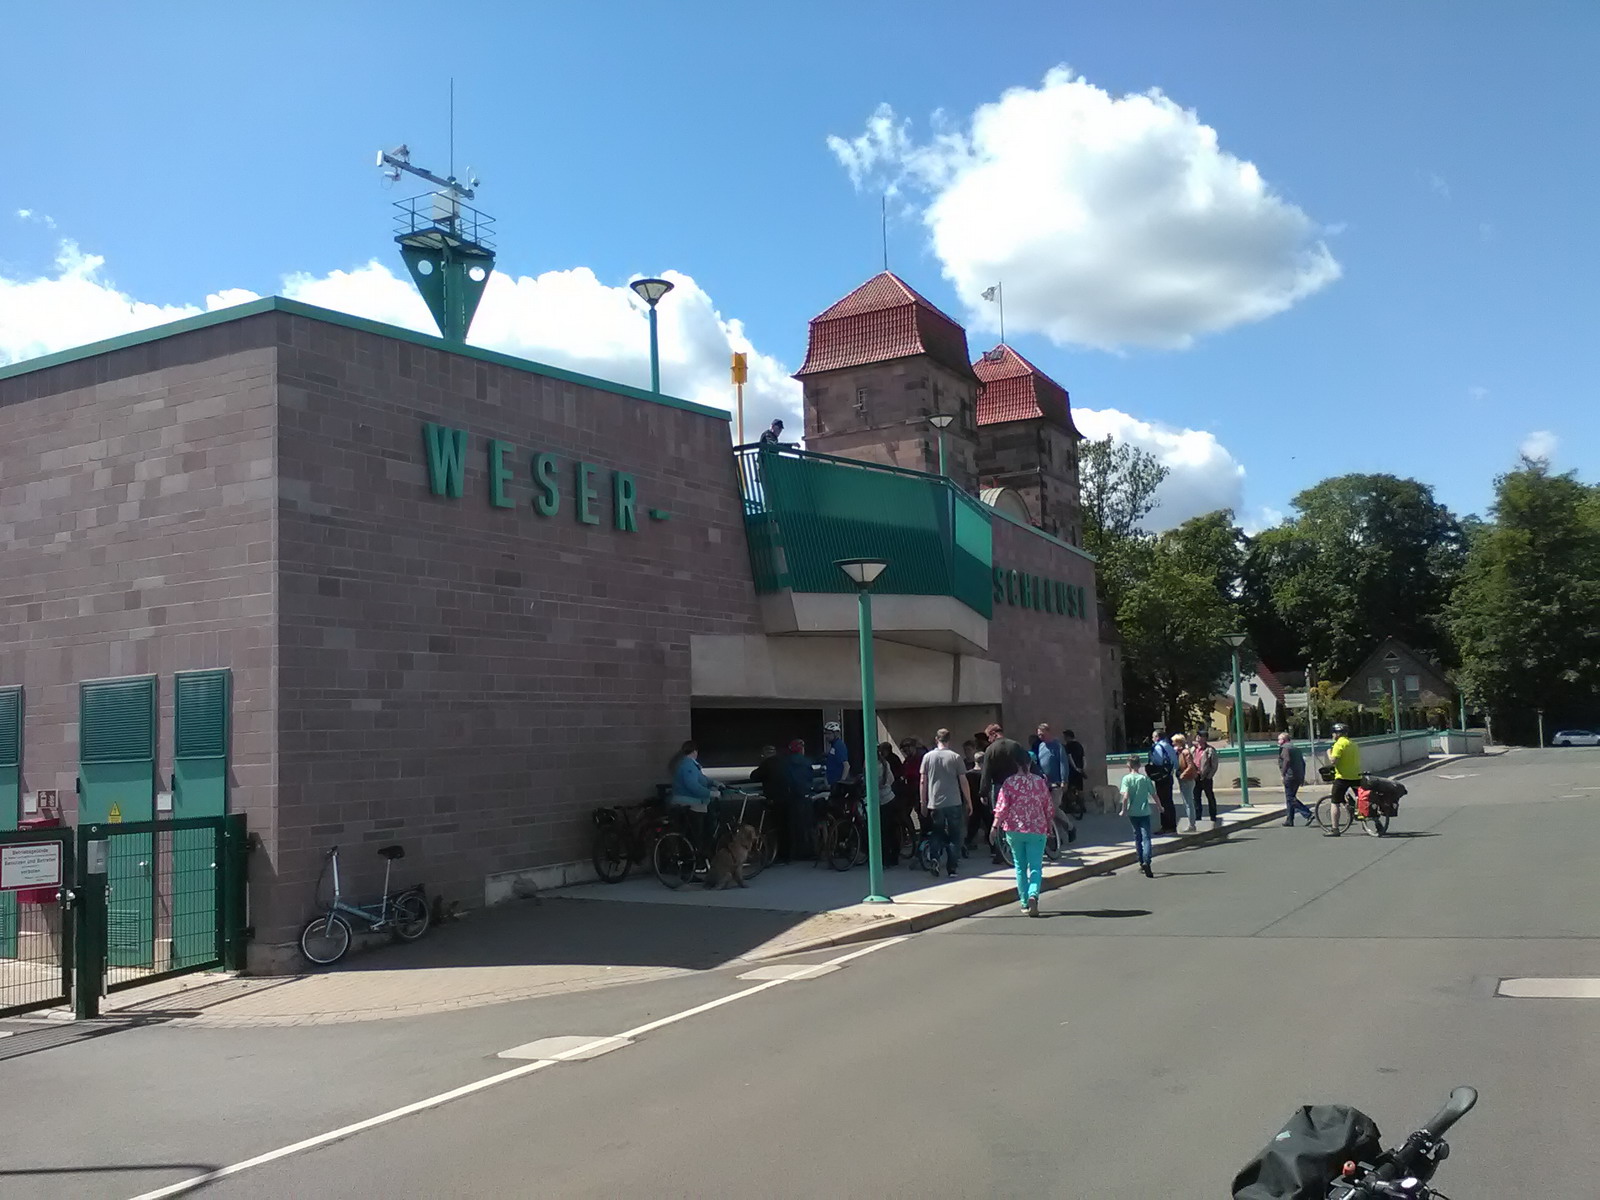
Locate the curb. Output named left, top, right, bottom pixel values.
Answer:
left=740, top=802, right=1287, bottom=963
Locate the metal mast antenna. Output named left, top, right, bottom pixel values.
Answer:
left=376, top=137, right=495, bottom=343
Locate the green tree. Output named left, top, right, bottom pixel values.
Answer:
left=1450, top=458, right=1600, bottom=741
left=1241, top=474, right=1465, bottom=678
left=1079, top=435, right=1170, bottom=615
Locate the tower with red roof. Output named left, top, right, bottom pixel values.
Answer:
left=973, top=344, right=1084, bottom=544
left=794, top=272, right=981, bottom=488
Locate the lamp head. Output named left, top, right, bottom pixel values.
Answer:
left=835, top=558, right=888, bottom=588
left=630, top=277, right=674, bottom=307
left=1223, top=633, right=1248, bottom=648
left=927, top=412, right=955, bottom=430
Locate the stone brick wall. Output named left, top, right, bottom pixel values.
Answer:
left=976, top=420, right=1082, bottom=544
left=0, top=318, right=279, bottom=872
left=801, top=358, right=979, bottom=489
left=985, top=515, right=1106, bottom=787
left=268, top=313, right=764, bottom=946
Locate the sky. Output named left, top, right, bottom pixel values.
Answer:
left=2, top=1, right=1596, bottom=532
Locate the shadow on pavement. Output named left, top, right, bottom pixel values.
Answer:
left=1046, top=909, right=1152, bottom=919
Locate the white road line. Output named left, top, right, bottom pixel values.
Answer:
left=124, top=935, right=909, bottom=1200
left=1497, top=977, right=1600, bottom=999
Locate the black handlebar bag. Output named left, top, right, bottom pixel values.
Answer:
left=1231, top=1105, right=1383, bottom=1199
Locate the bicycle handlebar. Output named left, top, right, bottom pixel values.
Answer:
left=1421, top=1086, right=1477, bottom=1139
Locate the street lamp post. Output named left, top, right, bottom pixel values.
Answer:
left=837, top=557, right=891, bottom=904
left=927, top=412, right=954, bottom=477
left=1387, top=664, right=1402, bottom=755
left=1537, top=708, right=1545, bottom=748
left=629, top=277, right=674, bottom=394
left=1224, top=633, right=1251, bottom=808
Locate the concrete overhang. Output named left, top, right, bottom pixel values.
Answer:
left=756, top=591, right=988, bottom=657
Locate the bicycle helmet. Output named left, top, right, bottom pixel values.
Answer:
left=1331, top=722, right=1348, bottom=734
left=823, top=721, right=842, bottom=734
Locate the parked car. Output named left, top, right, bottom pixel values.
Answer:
left=1551, top=729, right=1600, bottom=747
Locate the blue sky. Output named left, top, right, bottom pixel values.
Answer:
left=3, top=1, right=1595, bottom=529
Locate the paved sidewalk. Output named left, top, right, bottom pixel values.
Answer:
left=14, top=753, right=1471, bottom=1029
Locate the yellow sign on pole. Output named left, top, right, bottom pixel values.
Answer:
left=730, top=352, right=748, bottom=384
left=108, top=801, right=122, bottom=824
left=731, top=352, right=748, bottom=443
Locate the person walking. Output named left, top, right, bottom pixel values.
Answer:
left=1147, top=727, right=1179, bottom=834
left=1278, top=732, right=1314, bottom=826
left=1174, top=732, right=1200, bottom=832
left=1035, top=722, right=1078, bottom=856
left=992, top=744, right=1054, bottom=915
left=919, top=729, right=972, bottom=877
left=1118, top=756, right=1158, bottom=878
left=1192, top=729, right=1221, bottom=828
left=758, top=418, right=785, bottom=446
left=1061, top=728, right=1088, bottom=818
left=977, top=723, right=1024, bottom=865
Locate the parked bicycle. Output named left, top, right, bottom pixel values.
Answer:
left=591, top=796, right=670, bottom=883
left=813, top=782, right=866, bottom=872
left=299, top=844, right=430, bottom=965
left=652, top=789, right=776, bottom=889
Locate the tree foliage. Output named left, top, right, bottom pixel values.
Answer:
left=1449, top=458, right=1600, bottom=738
left=1079, top=434, right=1168, bottom=569
left=1241, top=474, right=1465, bottom=678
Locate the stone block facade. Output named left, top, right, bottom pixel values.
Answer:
left=975, top=419, right=1083, bottom=544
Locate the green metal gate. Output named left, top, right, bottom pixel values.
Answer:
left=171, top=670, right=230, bottom=967
left=77, top=676, right=157, bottom=969
left=0, top=826, right=74, bottom=1017
left=0, top=686, right=21, bottom=960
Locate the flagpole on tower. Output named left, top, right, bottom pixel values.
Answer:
left=981, top=282, right=1005, bottom=345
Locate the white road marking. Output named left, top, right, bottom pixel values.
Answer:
left=1575, top=787, right=1600, bottom=792
left=125, top=935, right=908, bottom=1200
left=737, top=963, right=841, bottom=981
left=1497, top=978, right=1600, bottom=999
left=1437, top=773, right=1478, bottom=779
left=497, top=1035, right=632, bottom=1061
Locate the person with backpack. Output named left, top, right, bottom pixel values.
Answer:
left=1174, top=732, right=1200, bottom=832
left=1146, top=727, right=1179, bottom=834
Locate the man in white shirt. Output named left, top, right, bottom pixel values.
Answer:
left=919, top=728, right=972, bottom=878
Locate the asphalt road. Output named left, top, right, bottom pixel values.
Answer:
left=3, top=749, right=1598, bottom=1198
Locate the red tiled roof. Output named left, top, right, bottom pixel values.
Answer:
left=795, top=272, right=977, bottom=380
left=972, top=344, right=1080, bottom=436
left=1253, top=661, right=1288, bottom=703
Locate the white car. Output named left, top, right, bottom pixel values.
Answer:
left=1551, top=730, right=1600, bottom=747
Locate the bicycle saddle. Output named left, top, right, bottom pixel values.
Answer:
left=377, top=845, right=405, bottom=860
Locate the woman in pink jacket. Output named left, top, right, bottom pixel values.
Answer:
left=992, top=744, right=1054, bottom=916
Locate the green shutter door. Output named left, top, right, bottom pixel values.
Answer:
left=171, top=670, right=229, bottom=967
left=79, top=676, right=157, bottom=968
left=0, top=687, right=20, bottom=959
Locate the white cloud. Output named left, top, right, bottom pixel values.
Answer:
left=827, top=67, right=1341, bottom=350
left=1240, top=505, right=1286, bottom=537
left=0, top=242, right=800, bottom=437
left=1467, top=385, right=1489, bottom=402
left=1520, top=430, right=1558, bottom=461
left=1074, top=406, right=1245, bottom=530
left=14, top=208, right=56, bottom=228
left=1426, top=172, right=1451, bottom=200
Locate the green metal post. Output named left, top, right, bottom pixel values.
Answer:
left=937, top=431, right=947, bottom=478
left=1391, top=677, right=1402, bottom=761
left=647, top=305, right=661, bottom=394
left=858, top=588, right=889, bottom=904
left=1231, top=647, right=1251, bottom=807
left=1458, top=692, right=1467, bottom=731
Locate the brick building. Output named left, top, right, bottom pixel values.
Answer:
left=2, top=275, right=1104, bottom=972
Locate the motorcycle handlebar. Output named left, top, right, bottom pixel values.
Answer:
left=1422, top=1086, right=1478, bottom=1138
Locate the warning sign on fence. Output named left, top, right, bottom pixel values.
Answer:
left=1, top=842, right=63, bottom=892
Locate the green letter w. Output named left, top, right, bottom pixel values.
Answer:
left=423, top=423, right=468, bottom=498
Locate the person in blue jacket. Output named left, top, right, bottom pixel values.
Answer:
left=823, top=722, right=851, bottom=788
left=668, top=740, right=719, bottom=846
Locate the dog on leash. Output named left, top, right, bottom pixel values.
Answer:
left=707, top=824, right=757, bottom=889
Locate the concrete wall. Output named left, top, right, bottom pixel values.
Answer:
left=0, top=318, right=280, bottom=913
left=267, top=312, right=765, bottom=957
left=986, top=513, right=1106, bottom=781
left=691, top=634, right=1000, bottom=708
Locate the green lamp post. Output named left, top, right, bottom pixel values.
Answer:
left=1224, top=633, right=1251, bottom=808
left=630, top=277, right=674, bottom=394
left=1387, top=664, right=1402, bottom=754
left=838, top=557, right=891, bottom=904
left=927, top=411, right=954, bottom=477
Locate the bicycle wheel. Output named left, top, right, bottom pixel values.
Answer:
left=997, top=833, right=1014, bottom=867
left=827, top=820, right=860, bottom=871
left=1316, top=796, right=1352, bottom=835
left=653, top=832, right=698, bottom=889
left=592, top=825, right=632, bottom=883
left=1366, top=809, right=1389, bottom=836
left=390, top=892, right=431, bottom=941
left=300, top=913, right=353, bottom=965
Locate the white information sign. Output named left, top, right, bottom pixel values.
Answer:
left=0, top=842, right=63, bottom=892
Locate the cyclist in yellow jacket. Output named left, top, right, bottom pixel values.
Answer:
left=1327, top=723, right=1362, bottom=837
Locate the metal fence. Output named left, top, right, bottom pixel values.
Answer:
left=733, top=444, right=994, bottom=617
left=0, top=827, right=74, bottom=1017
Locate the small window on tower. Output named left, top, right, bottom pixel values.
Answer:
left=855, top=387, right=869, bottom=419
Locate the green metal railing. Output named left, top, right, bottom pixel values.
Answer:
left=733, top=445, right=993, bottom=618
